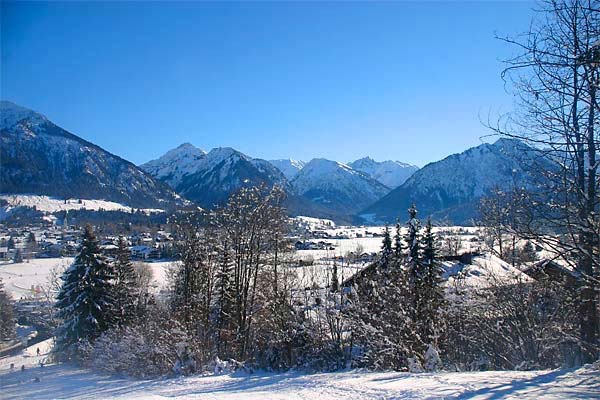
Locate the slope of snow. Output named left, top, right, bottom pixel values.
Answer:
left=400, top=139, right=534, bottom=199
left=140, top=143, right=206, bottom=187
left=0, top=258, right=173, bottom=299
left=1, top=346, right=598, bottom=400
left=269, top=159, right=306, bottom=180
left=0, top=101, right=48, bottom=130
left=291, top=159, right=390, bottom=213
left=0, top=258, right=74, bottom=299
left=443, top=253, right=533, bottom=288
left=349, top=157, right=418, bottom=189
left=142, top=145, right=288, bottom=208
left=361, top=138, right=547, bottom=224
left=0, top=195, right=164, bottom=221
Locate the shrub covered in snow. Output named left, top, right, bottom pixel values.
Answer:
left=80, top=306, right=195, bottom=378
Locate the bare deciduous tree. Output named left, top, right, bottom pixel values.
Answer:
left=490, top=0, right=600, bottom=362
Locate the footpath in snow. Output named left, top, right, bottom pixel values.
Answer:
left=0, top=341, right=599, bottom=400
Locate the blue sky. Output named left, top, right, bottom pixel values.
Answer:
left=1, top=1, right=534, bottom=167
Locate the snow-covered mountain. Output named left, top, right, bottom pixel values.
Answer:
left=141, top=143, right=207, bottom=187
left=269, top=159, right=306, bottom=180
left=142, top=145, right=289, bottom=209
left=291, top=158, right=390, bottom=216
left=349, top=157, right=418, bottom=188
left=0, top=101, right=182, bottom=209
left=360, top=138, right=548, bottom=225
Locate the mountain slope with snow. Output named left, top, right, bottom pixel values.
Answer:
left=140, top=143, right=207, bottom=187
left=143, top=145, right=289, bottom=209
left=360, top=138, right=549, bottom=224
left=0, top=101, right=182, bottom=209
left=269, top=159, right=306, bottom=180
left=291, top=158, right=390, bottom=216
left=349, top=157, right=418, bottom=188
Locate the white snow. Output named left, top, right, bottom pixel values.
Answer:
left=349, top=156, right=418, bottom=189
left=0, top=258, right=73, bottom=299
left=140, top=143, right=207, bottom=186
left=0, top=101, right=48, bottom=130
left=269, top=159, right=306, bottom=180
left=0, top=258, right=174, bottom=299
left=141, top=145, right=286, bottom=190
left=398, top=139, right=532, bottom=201
left=0, top=195, right=164, bottom=220
left=291, top=158, right=390, bottom=206
left=1, top=341, right=598, bottom=400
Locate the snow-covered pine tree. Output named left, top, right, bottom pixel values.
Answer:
left=405, top=204, right=421, bottom=264
left=403, top=204, right=427, bottom=359
left=419, top=218, right=446, bottom=370
left=112, top=236, right=138, bottom=326
left=381, top=225, right=392, bottom=267
left=393, top=220, right=404, bottom=261
left=347, top=257, right=415, bottom=370
left=55, top=224, right=116, bottom=357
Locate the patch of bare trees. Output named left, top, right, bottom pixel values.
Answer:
left=488, top=0, right=600, bottom=363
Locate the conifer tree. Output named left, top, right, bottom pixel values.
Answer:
left=55, top=225, right=116, bottom=356
left=112, top=236, right=138, bottom=325
left=406, top=204, right=420, bottom=263
left=381, top=225, right=392, bottom=267
left=393, top=220, right=404, bottom=261
left=0, top=278, right=15, bottom=341
left=403, top=204, right=428, bottom=360
left=419, top=218, right=445, bottom=349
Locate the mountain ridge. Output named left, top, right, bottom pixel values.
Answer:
left=0, top=101, right=183, bottom=209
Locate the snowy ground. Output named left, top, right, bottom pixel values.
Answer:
left=0, top=341, right=598, bottom=399
left=0, top=194, right=164, bottom=222
left=0, top=258, right=176, bottom=299
left=0, top=258, right=73, bottom=299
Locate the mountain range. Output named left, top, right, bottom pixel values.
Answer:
left=140, top=145, right=397, bottom=220
left=1, top=101, right=548, bottom=225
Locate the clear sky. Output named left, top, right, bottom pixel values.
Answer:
left=1, top=1, right=535, bottom=167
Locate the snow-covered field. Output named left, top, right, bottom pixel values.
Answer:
left=0, top=258, right=175, bottom=299
left=0, top=341, right=598, bottom=399
left=0, top=194, right=164, bottom=221
left=0, top=258, right=73, bottom=299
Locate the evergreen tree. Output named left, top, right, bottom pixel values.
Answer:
left=112, top=236, right=138, bottom=325
left=55, top=225, right=116, bottom=356
left=26, top=231, right=37, bottom=258
left=0, top=278, right=15, bottom=341
left=381, top=225, right=392, bottom=267
left=419, top=218, right=446, bottom=351
left=403, top=204, right=428, bottom=360
left=406, top=204, right=421, bottom=263
left=393, top=220, right=404, bottom=260
left=347, top=258, right=415, bottom=370
left=405, top=205, right=423, bottom=294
